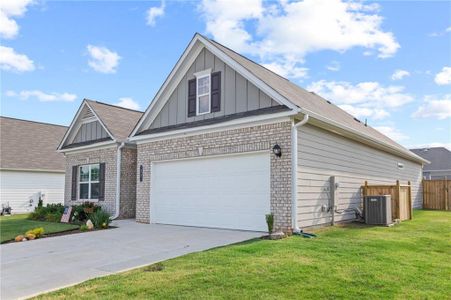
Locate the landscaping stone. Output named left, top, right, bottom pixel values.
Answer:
left=86, top=220, right=94, bottom=230
left=15, top=235, right=24, bottom=242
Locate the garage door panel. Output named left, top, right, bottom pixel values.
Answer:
left=150, top=152, right=270, bottom=231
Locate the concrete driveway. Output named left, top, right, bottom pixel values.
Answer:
left=0, top=220, right=262, bottom=299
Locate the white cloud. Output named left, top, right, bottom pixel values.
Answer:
left=391, top=69, right=410, bottom=80
left=307, top=80, right=414, bottom=121
left=86, top=45, right=121, bottom=74
left=146, top=1, right=165, bottom=26
left=0, top=0, right=33, bottom=39
left=200, top=0, right=399, bottom=79
left=429, top=26, right=451, bottom=37
left=373, top=126, right=409, bottom=142
left=412, top=95, right=451, bottom=120
left=115, top=97, right=140, bottom=110
left=434, top=66, right=451, bottom=85
left=6, top=90, right=77, bottom=102
left=326, top=61, right=340, bottom=72
left=0, top=46, right=35, bottom=72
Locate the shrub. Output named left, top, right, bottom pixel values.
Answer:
left=89, top=210, right=111, bottom=229
left=26, top=227, right=45, bottom=238
left=80, top=225, right=89, bottom=232
left=265, top=213, right=274, bottom=234
left=29, top=204, right=65, bottom=222
left=71, top=202, right=101, bottom=223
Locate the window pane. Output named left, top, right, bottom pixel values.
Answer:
left=80, top=183, right=89, bottom=199
left=91, top=183, right=99, bottom=199
left=90, top=164, right=100, bottom=181
left=198, top=76, right=210, bottom=95
left=79, top=166, right=89, bottom=182
left=198, top=95, right=210, bottom=114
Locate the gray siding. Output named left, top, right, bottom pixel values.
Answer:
left=297, top=125, right=423, bottom=228
left=149, top=48, right=280, bottom=129
left=73, top=121, right=108, bottom=143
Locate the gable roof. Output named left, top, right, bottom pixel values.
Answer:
left=0, top=117, right=67, bottom=172
left=130, top=33, right=426, bottom=164
left=410, top=147, right=451, bottom=171
left=58, top=99, right=143, bottom=151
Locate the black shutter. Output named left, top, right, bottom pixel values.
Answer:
left=187, top=78, right=197, bottom=117
left=98, top=163, right=105, bottom=201
left=211, top=71, right=221, bottom=112
left=71, top=166, right=78, bottom=201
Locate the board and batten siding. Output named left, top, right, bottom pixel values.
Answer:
left=149, top=48, right=279, bottom=129
left=296, top=125, right=423, bottom=228
left=0, top=170, right=64, bottom=213
left=72, top=121, right=108, bottom=144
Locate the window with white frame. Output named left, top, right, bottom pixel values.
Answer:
left=196, top=71, right=211, bottom=115
left=79, top=164, right=100, bottom=200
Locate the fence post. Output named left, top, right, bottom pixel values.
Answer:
left=396, top=180, right=401, bottom=220
left=364, top=181, right=368, bottom=197
left=445, top=177, right=449, bottom=211
left=408, top=181, right=412, bottom=219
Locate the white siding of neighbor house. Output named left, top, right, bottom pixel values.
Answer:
left=149, top=48, right=279, bottom=130
left=297, top=125, right=423, bottom=228
left=0, top=170, right=64, bottom=213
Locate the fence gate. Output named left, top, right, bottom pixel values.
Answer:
left=423, top=179, right=451, bottom=211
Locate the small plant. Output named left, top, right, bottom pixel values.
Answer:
left=144, top=263, right=164, bottom=272
left=265, top=213, right=274, bottom=234
left=29, top=203, right=65, bottom=222
left=26, top=227, right=45, bottom=238
left=89, top=210, right=111, bottom=229
left=80, top=225, right=89, bottom=232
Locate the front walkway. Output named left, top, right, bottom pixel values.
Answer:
left=0, top=220, right=262, bottom=299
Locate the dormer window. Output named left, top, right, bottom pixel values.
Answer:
left=195, top=70, right=211, bottom=115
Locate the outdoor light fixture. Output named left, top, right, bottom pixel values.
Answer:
left=273, top=144, right=282, bottom=157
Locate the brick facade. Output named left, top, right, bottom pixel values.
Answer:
left=136, top=121, right=293, bottom=232
left=64, top=145, right=136, bottom=218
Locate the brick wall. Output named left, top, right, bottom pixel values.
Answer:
left=64, top=145, right=137, bottom=218
left=136, top=121, right=292, bottom=232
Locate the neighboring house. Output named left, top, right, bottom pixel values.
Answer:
left=0, top=117, right=67, bottom=213
left=61, top=33, right=427, bottom=232
left=57, top=100, right=143, bottom=219
left=410, top=147, right=451, bottom=179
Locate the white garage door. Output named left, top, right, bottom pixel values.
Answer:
left=150, top=152, right=270, bottom=231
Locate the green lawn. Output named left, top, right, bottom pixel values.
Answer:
left=38, top=210, right=450, bottom=299
left=0, top=214, right=79, bottom=243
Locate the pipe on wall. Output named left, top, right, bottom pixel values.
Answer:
left=112, top=142, right=125, bottom=220
left=291, top=114, right=309, bottom=233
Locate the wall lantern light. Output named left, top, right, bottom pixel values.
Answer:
left=272, top=144, right=282, bottom=157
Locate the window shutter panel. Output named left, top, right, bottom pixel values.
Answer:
left=211, top=71, right=221, bottom=112
left=187, top=78, right=197, bottom=117
left=71, top=166, right=78, bottom=201
left=98, top=163, right=106, bottom=201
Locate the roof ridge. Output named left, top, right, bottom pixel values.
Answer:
left=84, top=98, right=144, bottom=113
left=0, top=116, right=68, bottom=128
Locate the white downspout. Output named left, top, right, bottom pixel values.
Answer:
left=112, top=142, right=125, bottom=220
left=291, top=114, right=309, bottom=233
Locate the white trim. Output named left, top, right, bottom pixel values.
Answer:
left=194, top=68, right=211, bottom=77
left=301, top=109, right=429, bottom=164
left=78, top=163, right=100, bottom=201
left=424, top=169, right=451, bottom=172
left=129, top=34, right=299, bottom=138
left=196, top=72, right=211, bottom=115
left=57, top=100, right=116, bottom=150
left=57, top=140, right=117, bottom=154
left=130, top=111, right=296, bottom=144
left=112, top=142, right=125, bottom=220
left=130, top=39, right=204, bottom=137
left=80, top=116, right=97, bottom=124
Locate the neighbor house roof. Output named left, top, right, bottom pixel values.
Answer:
left=0, top=117, right=67, bottom=172
left=410, top=147, right=451, bottom=171
left=85, top=99, right=143, bottom=142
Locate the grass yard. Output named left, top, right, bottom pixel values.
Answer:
left=38, top=210, right=450, bottom=299
left=0, top=214, right=79, bottom=243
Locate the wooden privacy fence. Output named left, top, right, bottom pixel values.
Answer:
left=423, top=179, right=451, bottom=211
left=362, top=180, right=412, bottom=221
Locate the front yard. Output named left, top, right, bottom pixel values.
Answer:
left=37, top=210, right=450, bottom=299
left=0, top=214, right=79, bottom=243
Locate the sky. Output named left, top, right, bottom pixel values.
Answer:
left=1, top=0, right=450, bottom=150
